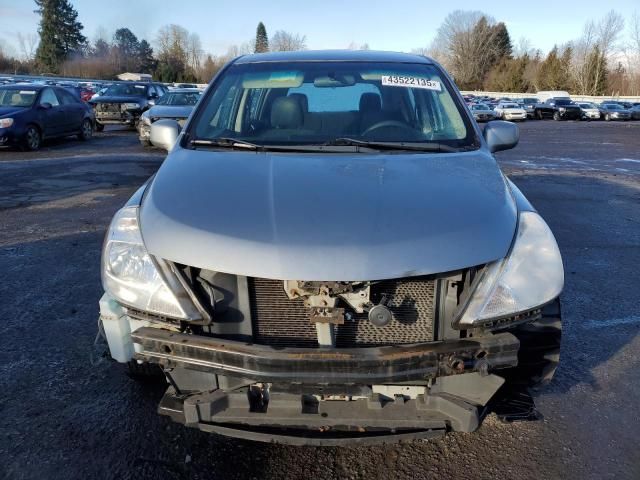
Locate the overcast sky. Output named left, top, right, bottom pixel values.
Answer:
left=1, top=0, right=638, bottom=57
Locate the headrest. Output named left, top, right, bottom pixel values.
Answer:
left=359, top=92, right=381, bottom=112
left=271, top=96, right=303, bottom=129
left=288, top=93, right=308, bottom=113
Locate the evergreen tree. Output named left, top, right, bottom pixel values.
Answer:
left=34, top=0, right=86, bottom=72
left=93, top=38, right=110, bottom=58
left=137, top=40, right=156, bottom=74
left=536, top=46, right=572, bottom=91
left=113, top=28, right=140, bottom=71
left=585, top=45, right=607, bottom=95
left=255, top=22, right=269, bottom=53
left=492, top=22, right=512, bottom=60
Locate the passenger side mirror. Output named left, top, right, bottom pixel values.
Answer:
left=483, top=120, right=519, bottom=153
left=150, top=119, right=181, bottom=152
left=39, top=102, right=52, bottom=109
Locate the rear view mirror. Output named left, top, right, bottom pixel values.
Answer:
left=150, top=119, right=181, bottom=152
left=483, top=120, right=519, bottom=153
left=314, top=75, right=356, bottom=88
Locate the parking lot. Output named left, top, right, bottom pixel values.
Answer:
left=1, top=120, right=639, bottom=479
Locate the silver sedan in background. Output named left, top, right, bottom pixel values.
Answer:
left=138, top=88, right=202, bottom=146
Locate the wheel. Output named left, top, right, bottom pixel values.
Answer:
left=500, top=298, right=562, bottom=389
left=78, top=119, right=93, bottom=141
left=605, top=114, right=610, bottom=122
left=536, top=110, right=543, bottom=120
left=95, top=121, right=105, bottom=132
left=23, top=125, right=41, bottom=151
left=553, top=111, right=561, bottom=121
left=126, top=360, right=164, bottom=381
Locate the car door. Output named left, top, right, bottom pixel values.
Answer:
left=56, top=88, right=85, bottom=132
left=37, top=87, right=65, bottom=137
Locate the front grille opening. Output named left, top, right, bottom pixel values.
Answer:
left=248, top=277, right=436, bottom=348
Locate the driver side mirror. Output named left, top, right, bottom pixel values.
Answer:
left=150, top=119, right=181, bottom=152
left=39, top=102, right=52, bottom=110
left=483, top=120, right=519, bottom=153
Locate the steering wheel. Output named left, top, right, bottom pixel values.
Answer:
left=362, top=120, right=412, bottom=136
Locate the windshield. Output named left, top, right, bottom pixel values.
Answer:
left=521, top=98, right=538, bottom=104
left=190, top=61, right=475, bottom=149
left=157, top=92, right=201, bottom=106
left=579, top=103, right=596, bottom=109
left=104, top=83, right=148, bottom=96
left=0, top=88, right=37, bottom=107
left=555, top=99, right=574, bottom=106
left=471, top=104, right=490, bottom=111
left=603, top=104, right=622, bottom=110
left=502, top=103, right=519, bottom=109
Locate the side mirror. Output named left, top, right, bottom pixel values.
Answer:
left=39, top=102, right=52, bottom=109
left=483, top=120, right=519, bottom=153
left=148, top=99, right=155, bottom=106
left=150, top=119, right=181, bottom=152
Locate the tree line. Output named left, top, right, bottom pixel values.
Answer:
left=1, top=1, right=639, bottom=96
left=423, top=9, right=640, bottom=96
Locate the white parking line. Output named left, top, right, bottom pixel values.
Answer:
left=582, top=316, right=640, bottom=329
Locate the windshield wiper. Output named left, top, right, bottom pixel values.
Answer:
left=324, top=137, right=460, bottom=153
left=190, top=137, right=263, bottom=150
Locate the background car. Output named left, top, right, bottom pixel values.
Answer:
left=138, top=88, right=202, bottom=146
left=516, top=97, right=540, bottom=118
left=599, top=103, right=631, bottom=121
left=534, top=98, right=582, bottom=120
left=494, top=102, right=527, bottom=121
left=629, top=104, right=640, bottom=120
left=469, top=103, right=497, bottom=122
left=89, top=82, right=168, bottom=131
left=577, top=102, right=601, bottom=120
left=0, top=84, right=94, bottom=150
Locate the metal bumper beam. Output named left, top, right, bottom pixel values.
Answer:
left=132, top=327, right=519, bottom=384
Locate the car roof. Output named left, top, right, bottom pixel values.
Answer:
left=0, top=83, right=45, bottom=90
left=234, top=49, right=434, bottom=65
left=167, top=88, right=202, bottom=93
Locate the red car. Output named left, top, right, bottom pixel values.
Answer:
left=80, top=88, right=94, bottom=102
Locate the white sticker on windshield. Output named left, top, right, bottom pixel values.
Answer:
left=381, top=75, right=441, bottom=91
left=19, top=90, right=36, bottom=95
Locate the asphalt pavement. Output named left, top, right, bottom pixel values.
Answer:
left=0, top=122, right=639, bottom=480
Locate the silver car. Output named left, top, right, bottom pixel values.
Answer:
left=99, top=50, right=564, bottom=445
left=138, top=88, right=201, bottom=146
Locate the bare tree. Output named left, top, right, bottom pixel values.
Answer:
left=430, top=11, right=511, bottom=89
left=271, top=31, right=307, bottom=52
left=16, top=32, right=38, bottom=61
left=570, top=11, right=624, bottom=95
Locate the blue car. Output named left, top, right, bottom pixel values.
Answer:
left=0, top=84, right=95, bottom=151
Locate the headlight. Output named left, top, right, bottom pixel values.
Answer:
left=0, top=118, right=14, bottom=128
left=123, top=103, right=140, bottom=110
left=102, top=206, right=188, bottom=319
left=559, top=107, right=566, bottom=112
left=457, top=211, right=563, bottom=326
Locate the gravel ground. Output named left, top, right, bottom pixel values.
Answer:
left=0, top=122, right=639, bottom=479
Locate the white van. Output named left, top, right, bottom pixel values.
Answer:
left=536, top=91, right=571, bottom=102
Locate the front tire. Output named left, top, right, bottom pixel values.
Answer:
left=23, top=125, right=42, bottom=151
left=605, top=114, right=611, bottom=122
left=553, top=112, right=561, bottom=121
left=536, top=110, right=543, bottom=120
left=78, top=119, right=93, bottom=141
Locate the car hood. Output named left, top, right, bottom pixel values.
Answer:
left=147, top=105, right=193, bottom=118
left=90, top=96, right=143, bottom=104
left=0, top=106, right=27, bottom=117
left=140, top=147, right=517, bottom=281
